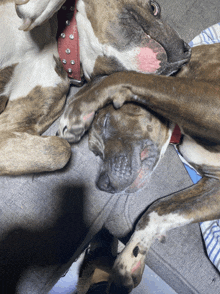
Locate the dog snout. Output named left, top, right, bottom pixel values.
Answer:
left=182, top=41, right=192, bottom=59
left=169, top=39, right=192, bottom=63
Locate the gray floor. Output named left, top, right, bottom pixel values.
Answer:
left=49, top=257, right=177, bottom=294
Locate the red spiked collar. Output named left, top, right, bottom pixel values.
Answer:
left=57, top=0, right=82, bottom=86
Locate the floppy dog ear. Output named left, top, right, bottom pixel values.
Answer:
left=88, top=127, right=105, bottom=160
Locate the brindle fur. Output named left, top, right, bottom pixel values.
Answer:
left=0, top=2, right=71, bottom=175
left=59, top=38, right=220, bottom=293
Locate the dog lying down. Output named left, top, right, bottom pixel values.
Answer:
left=59, top=39, right=220, bottom=291
left=0, top=0, right=190, bottom=176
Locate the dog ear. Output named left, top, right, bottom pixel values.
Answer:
left=88, top=128, right=105, bottom=160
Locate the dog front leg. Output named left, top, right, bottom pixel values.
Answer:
left=60, top=70, right=220, bottom=145
left=0, top=83, right=71, bottom=175
left=0, top=131, right=71, bottom=175
left=110, top=72, right=220, bottom=145
left=108, top=175, right=220, bottom=293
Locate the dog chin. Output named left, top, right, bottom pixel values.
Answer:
left=124, top=163, right=155, bottom=193
left=158, top=58, right=190, bottom=76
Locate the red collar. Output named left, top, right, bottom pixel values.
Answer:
left=58, top=0, right=82, bottom=85
left=170, top=124, right=181, bottom=144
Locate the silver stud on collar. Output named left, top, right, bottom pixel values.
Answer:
left=70, top=6, right=74, bottom=11
left=69, top=34, right=74, bottom=40
left=70, top=60, right=75, bottom=65
left=66, top=49, right=71, bottom=54
left=68, top=68, right=72, bottom=73
left=62, top=59, right=67, bottom=64
left=66, top=20, right=70, bottom=26
left=60, top=33, right=66, bottom=38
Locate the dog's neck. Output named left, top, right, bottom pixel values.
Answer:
left=57, top=0, right=82, bottom=85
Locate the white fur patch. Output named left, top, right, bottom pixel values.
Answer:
left=4, top=45, right=63, bottom=101
left=0, top=3, right=64, bottom=101
left=114, top=211, right=193, bottom=277
left=76, top=0, right=163, bottom=80
left=179, top=135, right=220, bottom=167
left=154, top=122, right=175, bottom=172
left=128, top=211, right=193, bottom=251
left=76, top=0, right=104, bottom=79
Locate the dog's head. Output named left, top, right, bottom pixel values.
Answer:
left=89, top=103, right=173, bottom=193
left=77, top=0, right=191, bottom=80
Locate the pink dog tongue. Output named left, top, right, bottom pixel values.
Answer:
left=137, top=35, right=167, bottom=73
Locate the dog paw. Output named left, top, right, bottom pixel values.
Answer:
left=57, top=76, right=134, bottom=143
left=108, top=244, right=146, bottom=293
left=58, top=101, right=95, bottom=143
left=15, top=0, right=66, bottom=31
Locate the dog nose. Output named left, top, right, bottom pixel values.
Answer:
left=167, top=39, right=191, bottom=64
left=179, top=40, right=192, bottom=60
left=96, top=173, right=115, bottom=193
left=183, top=41, right=192, bottom=57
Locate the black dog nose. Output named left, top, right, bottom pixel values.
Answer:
left=183, top=41, right=191, bottom=56
left=97, top=173, right=115, bottom=193
left=167, top=39, right=191, bottom=64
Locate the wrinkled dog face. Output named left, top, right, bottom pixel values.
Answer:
left=77, top=0, right=191, bottom=80
left=89, top=104, right=173, bottom=193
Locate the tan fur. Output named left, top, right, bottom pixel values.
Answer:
left=0, top=2, right=71, bottom=175
left=0, top=81, right=71, bottom=175
left=0, top=132, right=71, bottom=175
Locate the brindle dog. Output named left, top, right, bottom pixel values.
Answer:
left=59, top=27, right=220, bottom=294
left=0, top=0, right=189, bottom=175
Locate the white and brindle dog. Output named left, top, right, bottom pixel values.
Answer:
left=0, top=0, right=71, bottom=175
left=0, top=0, right=189, bottom=176
left=58, top=9, right=220, bottom=294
